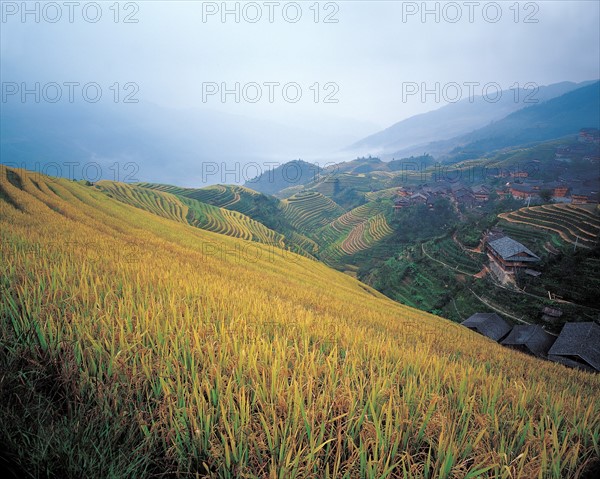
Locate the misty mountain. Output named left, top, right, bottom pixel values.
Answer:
left=244, top=160, right=324, bottom=196
left=348, top=81, right=595, bottom=158
left=422, top=81, right=600, bottom=163
left=0, top=100, right=364, bottom=187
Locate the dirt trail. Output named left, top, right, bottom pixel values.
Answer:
left=452, top=231, right=483, bottom=253
left=421, top=243, right=478, bottom=277
left=473, top=266, right=488, bottom=279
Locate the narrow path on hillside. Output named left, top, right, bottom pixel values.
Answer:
left=424, top=235, right=600, bottom=314
left=421, top=242, right=478, bottom=277
left=473, top=266, right=488, bottom=279
left=485, top=266, right=600, bottom=312
left=452, top=231, right=483, bottom=253
left=468, top=289, right=531, bottom=324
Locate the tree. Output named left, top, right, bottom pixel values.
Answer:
left=539, top=189, right=553, bottom=203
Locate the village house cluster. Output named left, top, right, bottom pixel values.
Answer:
left=393, top=128, right=600, bottom=209
left=393, top=183, right=496, bottom=210
left=461, top=313, right=600, bottom=373
left=393, top=175, right=599, bottom=210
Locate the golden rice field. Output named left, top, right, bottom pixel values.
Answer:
left=1, top=166, right=599, bottom=478
left=96, top=181, right=285, bottom=248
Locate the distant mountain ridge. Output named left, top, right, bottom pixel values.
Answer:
left=348, top=80, right=597, bottom=158
left=416, top=81, right=600, bottom=162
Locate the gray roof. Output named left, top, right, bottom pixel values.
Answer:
left=472, top=185, right=490, bottom=194
left=501, top=325, right=557, bottom=358
left=488, top=236, right=540, bottom=263
left=542, top=306, right=563, bottom=317
left=461, top=313, right=512, bottom=342
left=571, top=187, right=598, bottom=197
left=525, top=269, right=542, bottom=277
left=454, top=189, right=474, bottom=199
left=548, top=322, right=600, bottom=372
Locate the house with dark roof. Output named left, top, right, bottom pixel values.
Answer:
left=453, top=188, right=476, bottom=208
left=461, top=313, right=512, bottom=342
left=578, top=128, right=600, bottom=144
left=570, top=187, right=599, bottom=204
left=500, top=325, right=557, bottom=358
left=524, top=268, right=541, bottom=277
left=541, top=182, right=569, bottom=198
left=393, top=197, right=411, bottom=210
left=548, top=322, right=600, bottom=372
left=486, top=236, right=540, bottom=283
left=472, top=185, right=490, bottom=202
left=410, top=193, right=428, bottom=205
left=541, top=306, right=563, bottom=324
left=396, top=187, right=412, bottom=197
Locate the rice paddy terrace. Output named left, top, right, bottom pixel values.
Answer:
left=280, top=191, right=346, bottom=231
left=317, top=202, right=394, bottom=263
left=138, top=183, right=262, bottom=216
left=364, top=187, right=399, bottom=202
left=422, top=238, right=486, bottom=276
left=136, top=183, right=394, bottom=265
left=309, top=172, right=393, bottom=198
left=96, top=182, right=286, bottom=247
left=2, top=165, right=600, bottom=478
left=134, top=182, right=319, bottom=256
left=499, top=204, right=600, bottom=249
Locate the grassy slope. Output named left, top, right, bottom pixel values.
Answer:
left=1, top=166, right=599, bottom=478
left=138, top=182, right=318, bottom=258
left=96, top=181, right=286, bottom=247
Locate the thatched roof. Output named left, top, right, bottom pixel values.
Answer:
left=461, top=313, right=512, bottom=342
left=501, top=325, right=557, bottom=358
left=548, top=322, right=600, bottom=372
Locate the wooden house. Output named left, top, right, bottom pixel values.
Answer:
left=548, top=322, right=600, bottom=372
left=500, top=325, right=557, bottom=358
left=461, top=313, right=512, bottom=342
left=486, top=236, right=540, bottom=278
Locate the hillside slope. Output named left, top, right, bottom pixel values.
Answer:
left=405, top=81, right=600, bottom=161
left=95, top=181, right=286, bottom=247
left=349, top=81, right=594, bottom=156
left=448, top=81, right=600, bottom=156
left=1, top=166, right=599, bottom=478
left=137, top=182, right=318, bottom=257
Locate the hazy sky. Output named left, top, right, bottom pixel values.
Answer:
left=2, top=0, right=599, bottom=137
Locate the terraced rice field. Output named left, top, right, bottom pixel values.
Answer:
left=317, top=202, right=393, bottom=262
left=135, top=182, right=192, bottom=196
left=96, top=182, right=285, bottom=247
left=183, top=198, right=285, bottom=247
left=495, top=222, right=564, bottom=254
left=364, top=188, right=399, bottom=201
left=423, top=238, right=485, bottom=276
left=95, top=181, right=189, bottom=223
left=500, top=204, right=600, bottom=248
left=141, top=182, right=266, bottom=216
left=340, top=214, right=392, bottom=255
left=311, top=173, right=386, bottom=197
left=185, top=184, right=240, bottom=208
left=281, top=192, right=346, bottom=231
